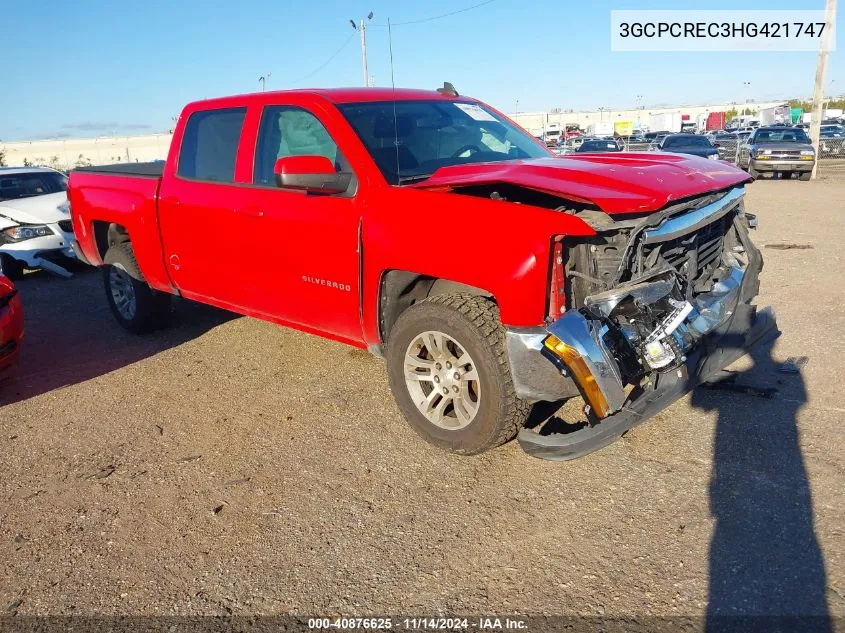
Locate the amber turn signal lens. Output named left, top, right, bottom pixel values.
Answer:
left=543, top=335, right=612, bottom=418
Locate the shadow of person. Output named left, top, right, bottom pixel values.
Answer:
left=692, top=337, right=831, bottom=633
left=0, top=268, right=237, bottom=406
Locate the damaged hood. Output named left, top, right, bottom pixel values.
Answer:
left=0, top=192, right=68, bottom=226
left=411, top=154, right=751, bottom=214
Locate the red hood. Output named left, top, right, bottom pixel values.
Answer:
left=411, top=154, right=751, bottom=214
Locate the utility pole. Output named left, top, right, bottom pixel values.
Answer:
left=811, top=0, right=837, bottom=179
left=350, top=12, right=374, bottom=87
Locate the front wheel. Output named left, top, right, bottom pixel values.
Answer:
left=103, top=242, right=171, bottom=333
left=386, top=294, right=530, bottom=455
left=799, top=171, right=812, bottom=181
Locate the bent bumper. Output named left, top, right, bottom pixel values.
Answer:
left=507, top=219, right=778, bottom=461
left=517, top=306, right=777, bottom=460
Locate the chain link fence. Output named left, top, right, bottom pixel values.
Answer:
left=612, top=137, right=845, bottom=179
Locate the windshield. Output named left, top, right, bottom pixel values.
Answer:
left=754, top=129, right=810, bottom=143
left=338, top=100, right=550, bottom=184
left=662, top=136, right=712, bottom=148
left=0, top=170, right=67, bottom=201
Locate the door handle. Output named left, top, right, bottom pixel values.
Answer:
left=234, top=207, right=265, bottom=218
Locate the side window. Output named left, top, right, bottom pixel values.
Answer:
left=178, top=107, right=247, bottom=182
left=254, top=106, right=341, bottom=186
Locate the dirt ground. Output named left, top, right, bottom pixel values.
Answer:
left=1, top=180, right=843, bottom=626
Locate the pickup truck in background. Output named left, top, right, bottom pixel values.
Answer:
left=68, top=87, right=777, bottom=460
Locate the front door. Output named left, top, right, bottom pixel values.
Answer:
left=232, top=103, right=363, bottom=342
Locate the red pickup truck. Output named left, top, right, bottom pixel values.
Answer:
left=68, top=87, right=776, bottom=460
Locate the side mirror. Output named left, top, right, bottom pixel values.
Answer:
left=273, top=156, right=351, bottom=195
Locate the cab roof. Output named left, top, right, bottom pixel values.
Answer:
left=194, top=87, right=470, bottom=109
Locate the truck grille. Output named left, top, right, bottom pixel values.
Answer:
left=642, top=212, right=731, bottom=292
left=767, top=150, right=801, bottom=159
left=58, top=220, right=73, bottom=233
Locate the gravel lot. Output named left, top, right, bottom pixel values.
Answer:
left=1, top=180, right=843, bottom=626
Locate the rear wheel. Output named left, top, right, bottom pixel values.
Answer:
left=103, top=242, right=171, bottom=333
left=386, top=294, right=530, bottom=455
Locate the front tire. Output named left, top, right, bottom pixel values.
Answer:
left=799, top=171, right=812, bottom=181
left=386, top=294, right=530, bottom=455
left=103, top=242, right=171, bottom=333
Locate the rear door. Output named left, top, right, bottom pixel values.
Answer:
left=231, top=101, right=363, bottom=342
left=158, top=106, right=251, bottom=308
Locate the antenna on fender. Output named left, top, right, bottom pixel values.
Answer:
left=388, top=17, right=400, bottom=185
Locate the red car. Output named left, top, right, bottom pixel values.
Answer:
left=68, top=87, right=776, bottom=460
left=0, top=274, right=23, bottom=374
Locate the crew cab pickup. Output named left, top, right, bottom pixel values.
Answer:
left=68, top=88, right=777, bottom=460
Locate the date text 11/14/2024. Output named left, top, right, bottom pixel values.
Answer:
left=307, top=617, right=529, bottom=630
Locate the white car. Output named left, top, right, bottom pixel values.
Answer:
left=0, top=167, right=78, bottom=279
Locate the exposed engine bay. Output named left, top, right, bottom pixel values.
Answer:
left=561, top=186, right=756, bottom=387
left=526, top=185, right=758, bottom=422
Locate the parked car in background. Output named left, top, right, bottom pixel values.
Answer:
left=575, top=138, right=622, bottom=153
left=0, top=273, right=23, bottom=375
left=554, top=136, right=585, bottom=155
left=68, top=87, right=774, bottom=460
left=711, top=133, right=742, bottom=161
left=656, top=134, right=720, bottom=160
left=0, top=167, right=78, bottom=279
left=819, top=127, right=844, bottom=156
left=738, top=126, right=815, bottom=180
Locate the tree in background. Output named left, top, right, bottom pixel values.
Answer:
left=725, top=108, right=738, bottom=122
left=0, top=148, right=6, bottom=167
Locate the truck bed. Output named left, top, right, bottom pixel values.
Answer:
left=73, top=162, right=164, bottom=178
left=68, top=167, right=171, bottom=292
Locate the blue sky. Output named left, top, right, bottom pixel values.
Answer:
left=1, top=0, right=842, bottom=141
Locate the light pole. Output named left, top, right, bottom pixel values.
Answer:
left=598, top=107, right=608, bottom=121
left=635, top=94, right=643, bottom=125
left=743, top=81, right=751, bottom=107
left=350, top=12, right=374, bottom=87
left=258, top=73, right=271, bottom=92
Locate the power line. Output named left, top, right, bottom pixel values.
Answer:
left=290, top=32, right=357, bottom=84
left=370, top=0, right=498, bottom=27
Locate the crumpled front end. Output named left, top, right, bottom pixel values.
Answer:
left=509, top=186, right=778, bottom=460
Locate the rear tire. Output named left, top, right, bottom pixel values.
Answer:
left=0, top=255, right=24, bottom=281
left=386, top=293, right=530, bottom=455
left=799, top=172, right=812, bottom=181
left=103, top=242, right=171, bottom=333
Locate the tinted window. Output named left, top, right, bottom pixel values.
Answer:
left=663, top=135, right=712, bottom=148
left=178, top=108, right=246, bottom=182
left=254, top=106, right=340, bottom=186
left=338, top=100, right=549, bottom=185
left=0, top=171, right=67, bottom=201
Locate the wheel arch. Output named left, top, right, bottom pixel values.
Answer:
left=92, top=220, right=131, bottom=261
left=377, top=269, right=494, bottom=346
